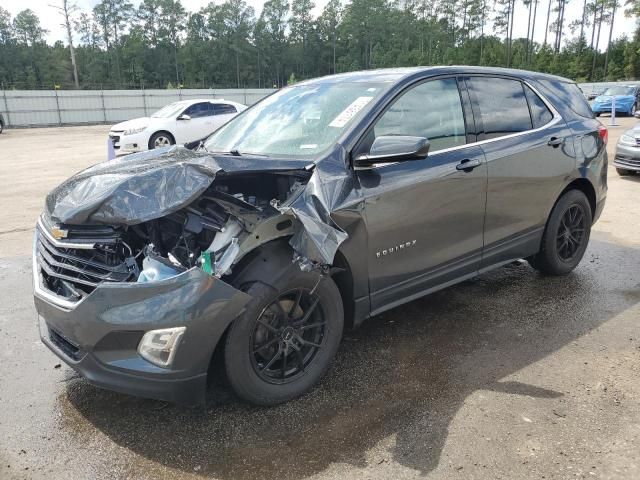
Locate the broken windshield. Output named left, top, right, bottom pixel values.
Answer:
left=203, top=82, right=387, bottom=158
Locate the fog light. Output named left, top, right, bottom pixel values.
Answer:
left=138, top=327, right=186, bottom=368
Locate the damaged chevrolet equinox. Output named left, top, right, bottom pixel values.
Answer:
left=34, top=67, right=607, bottom=406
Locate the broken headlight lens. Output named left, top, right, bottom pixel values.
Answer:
left=138, top=326, right=186, bottom=368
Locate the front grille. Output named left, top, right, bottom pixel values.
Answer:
left=615, top=155, right=640, bottom=167
left=35, top=224, right=137, bottom=301
left=635, top=138, right=640, bottom=147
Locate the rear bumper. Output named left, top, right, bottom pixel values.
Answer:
left=33, top=233, right=251, bottom=404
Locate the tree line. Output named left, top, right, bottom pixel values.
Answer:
left=0, top=0, right=639, bottom=90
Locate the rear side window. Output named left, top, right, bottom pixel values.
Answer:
left=524, top=85, right=553, bottom=128
left=538, top=80, right=594, bottom=119
left=467, top=77, right=532, bottom=139
left=214, top=104, right=237, bottom=115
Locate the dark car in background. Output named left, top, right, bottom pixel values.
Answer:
left=34, top=67, right=607, bottom=406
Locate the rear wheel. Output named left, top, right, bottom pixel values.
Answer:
left=616, top=167, right=634, bottom=176
left=594, top=112, right=601, bottom=117
left=148, top=131, right=174, bottom=149
left=631, top=103, right=638, bottom=117
left=528, top=190, right=592, bottom=276
left=224, top=268, right=344, bottom=405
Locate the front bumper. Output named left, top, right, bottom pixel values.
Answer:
left=592, top=103, right=634, bottom=114
left=109, top=130, right=148, bottom=154
left=33, top=232, right=251, bottom=405
left=613, top=143, right=640, bottom=171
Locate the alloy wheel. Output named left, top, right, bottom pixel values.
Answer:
left=250, top=288, right=326, bottom=384
left=556, top=204, right=586, bottom=262
left=154, top=135, right=171, bottom=147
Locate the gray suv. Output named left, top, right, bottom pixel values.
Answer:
left=34, top=67, right=607, bottom=406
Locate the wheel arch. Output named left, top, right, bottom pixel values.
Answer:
left=148, top=130, right=175, bottom=149
left=558, top=177, right=597, bottom=222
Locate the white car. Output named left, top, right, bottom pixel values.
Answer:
left=109, top=99, right=247, bottom=154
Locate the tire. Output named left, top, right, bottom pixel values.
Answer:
left=224, top=268, right=344, bottom=405
left=631, top=104, right=638, bottom=117
left=616, top=167, right=634, bottom=176
left=594, top=112, right=601, bottom=117
left=528, top=189, right=592, bottom=276
left=0, top=121, right=3, bottom=134
left=148, top=131, right=174, bottom=149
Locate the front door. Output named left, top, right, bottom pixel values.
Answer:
left=174, top=102, right=216, bottom=143
left=355, top=77, right=488, bottom=313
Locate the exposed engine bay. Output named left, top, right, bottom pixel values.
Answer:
left=37, top=171, right=308, bottom=301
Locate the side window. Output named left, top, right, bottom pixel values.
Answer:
left=371, top=78, right=466, bottom=152
left=214, top=104, right=237, bottom=115
left=184, top=102, right=212, bottom=118
left=468, top=77, right=532, bottom=139
left=524, top=85, right=553, bottom=128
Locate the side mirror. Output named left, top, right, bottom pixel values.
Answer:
left=177, top=114, right=191, bottom=121
left=354, top=135, right=430, bottom=170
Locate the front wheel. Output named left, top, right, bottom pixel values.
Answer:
left=631, top=103, right=638, bottom=117
left=528, top=190, right=592, bottom=276
left=224, top=269, right=344, bottom=405
left=148, top=131, right=174, bottom=149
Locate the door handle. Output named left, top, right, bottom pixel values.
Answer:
left=456, top=158, right=482, bottom=172
left=548, top=136, right=564, bottom=147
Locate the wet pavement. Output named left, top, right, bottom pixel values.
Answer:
left=1, top=120, right=639, bottom=479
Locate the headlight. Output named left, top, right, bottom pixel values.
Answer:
left=124, top=125, right=147, bottom=135
left=138, top=326, right=186, bottom=368
left=620, top=134, right=637, bottom=146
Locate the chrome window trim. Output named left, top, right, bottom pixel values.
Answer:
left=365, top=79, right=562, bottom=170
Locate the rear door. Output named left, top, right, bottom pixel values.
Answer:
left=465, top=76, right=574, bottom=268
left=211, top=103, right=239, bottom=132
left=356, top=77, right=488, bottom=313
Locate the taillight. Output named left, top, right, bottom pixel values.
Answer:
left=598, top=125, right=608, bottom=145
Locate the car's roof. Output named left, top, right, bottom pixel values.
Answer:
left=171, top=98, right=239, bottom=105
left=297, top=66, right=574, bottom=86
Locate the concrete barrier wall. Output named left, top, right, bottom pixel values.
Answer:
left=0, top=88, right=275, bottom=127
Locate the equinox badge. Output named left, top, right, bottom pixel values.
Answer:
left=376, top=240, right=417, bottom=258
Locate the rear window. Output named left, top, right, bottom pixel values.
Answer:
left=468, top=77, right=532, bottom=139
left=524, top=85, right=554, bottom=128
left=214, top=104, right=237, bottom=115
left=538, top=80, right=594, bottom=119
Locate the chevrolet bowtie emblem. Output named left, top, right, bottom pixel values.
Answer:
left=50, top=227, right=69, bottom=240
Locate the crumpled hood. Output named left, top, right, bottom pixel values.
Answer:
left=44, top=146, right=347, bottom=265
left=46, top=146, right=312, bottom=226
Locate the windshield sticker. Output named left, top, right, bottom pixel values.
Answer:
left=300, top=144, right=318, bottom=149
left=328, top=96, right=374, bottom=128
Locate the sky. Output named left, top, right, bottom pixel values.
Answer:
left=1, top=0, right=636, bottom=52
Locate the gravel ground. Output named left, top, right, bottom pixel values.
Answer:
left=0, top=118, right=639, bottom=480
